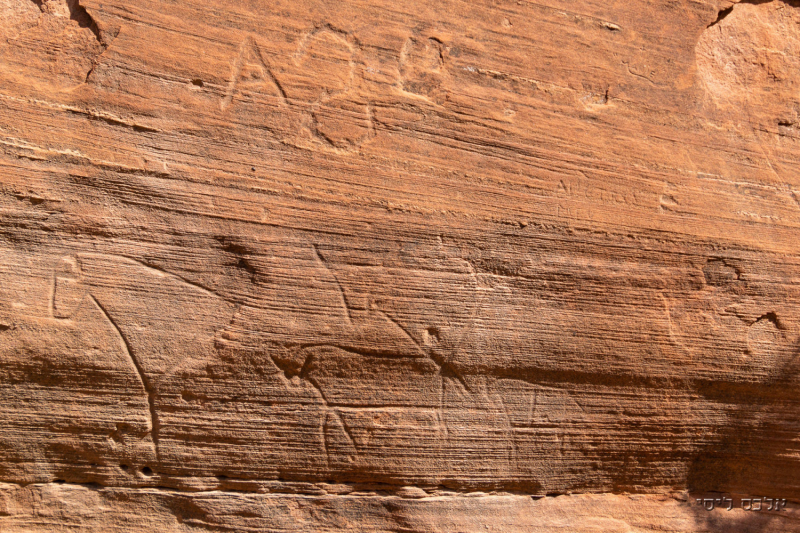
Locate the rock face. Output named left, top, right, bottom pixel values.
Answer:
left=1, top=0, right=799, bottom=530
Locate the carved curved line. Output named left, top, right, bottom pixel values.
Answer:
left=309, top=101, right=378, bottom=154
left=311, top=245, right=353, bottom=326
left=78, top=253, right=225, bottom=302
left=291, top=350, right=357, bottom=454
left=293, top=27, right=357, bottom=104
left=89, top=295, right=160, bottom=462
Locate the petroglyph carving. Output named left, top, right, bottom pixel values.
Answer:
left=267, top=244, right=465, bottom=460
left=219, top=27, right=457, bottom=151
left=398, top=36, right=449, bottom=103
left=7, top=0, right=800, bottom=526
left=212, top=241, right=521, bottom=468
left=662, top=258, right=796, bottom=372
left=223, top=28, right=375, bottom=152
left=89, top=295, right=160, bottom=461
left=49, top=253, right=235, bottom=466
left=221, top=36, right=286, bottom=111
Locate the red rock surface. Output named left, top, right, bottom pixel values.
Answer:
left=1, top=0, right=799, bottom=530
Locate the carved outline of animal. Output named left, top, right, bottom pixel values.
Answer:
left=50, top=253, right=235, bottom=469
left=261, top=244, right=476, bottom=462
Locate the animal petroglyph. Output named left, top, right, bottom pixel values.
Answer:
left=38, top=241, right=518, bottom=477
left=50, top=253, right=236, bottom=466
left=270, top=244, right=472, bottom=460
left=214, top=241, right=517, bottom=469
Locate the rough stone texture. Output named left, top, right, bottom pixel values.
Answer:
left=3, top=484, right=800, bottom=533
left=1, top=0, right=799, bottom=530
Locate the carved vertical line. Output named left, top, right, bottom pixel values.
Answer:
left=49, top=272, right=56, bottom=318
left=221, top=38, right=248, bottom=111
left=438, top=374, right=449, bottom=440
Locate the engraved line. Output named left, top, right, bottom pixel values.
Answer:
left=337, top=413, right=358, bottom=450
left=222, top=36, right=287, bottom=111
left=79, top=253, right=225, bottom=302
left=311, top=244, right=353, bottom=326
left=294, top=350, right=358, bottom=454
left=374, top=309, right=427, bottom=357
left=375, top=310, right=470, bottom=392
left=660, top=292, right=682, bottom=351
left=221, top=39, right=248, bottom=111
left=49, top=271, right=56, bottom=319
left=495, top=393, right=520, bottom=470
left=89, top=295, right=160, bottom=462
left=438, top=371, right=449, bottom=440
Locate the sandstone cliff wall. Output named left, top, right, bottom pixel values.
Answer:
left=1, top=0, right=799, bottom=530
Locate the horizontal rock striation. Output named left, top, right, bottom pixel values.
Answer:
left=1, top=0, right=799, bottom=530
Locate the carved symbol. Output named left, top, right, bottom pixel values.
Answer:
left=221, top=36, right=287, bottom=111
left=50, top=253, right=234, bottom=469
left=397, top=35, right=450, bottom=106
left=293, top=27, right=375, bottom=152
left=221, top=28, right=375, bottom=153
